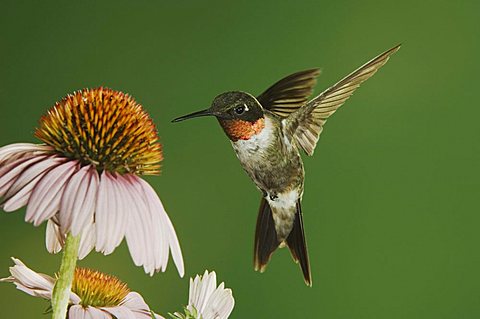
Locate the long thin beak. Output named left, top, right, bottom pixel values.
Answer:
left=171, top=108, right=213, bottom=123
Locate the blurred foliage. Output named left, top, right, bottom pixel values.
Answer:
left=0, top=0, right=479, bottom=318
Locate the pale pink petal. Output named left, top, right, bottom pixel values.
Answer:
left=156, top=200, right=181, bottom=273
left=102, top=306, right=136, bottom=319
left=95, top=172, right=127, bottom=255
left=59, top=165, right=88, bottom=233
left=135, top=176, right=184, bottom=277
left=124, top=174, right=184, bottom=275
left=123, top=180, right=150, bottom=269
left=125, top=176, right=161, bottom=274
left=123, top=175, right=160, bottom=274
left=136, top=179, right=168, bottom=272
left=46, top=215, right=96, bottom=260
left=26, top=160, right=79, bottom=226
left=78, top=222, right=96, bottom=260
left=95, top=172, right=118, bottom=253
left=0, top=156, right=45, bottom=197
left=71, top=166, right=99, bottom=236
left=107, top=174, right=129, bottom=253
left=60, top=165, right=98, bottom=235
left=95, top=171, right=110, bottom=253
left=45, top=219, right=64, bottom=254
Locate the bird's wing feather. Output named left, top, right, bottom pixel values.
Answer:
left=285, top=44, right=401, bottom=156
left=256, top=68, right=321, bottom=117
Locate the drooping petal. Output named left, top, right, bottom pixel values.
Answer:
left=107, top=174, right=130, bottom=253
left=71, top=166, right=99, bottom=237
left=124, top=175, right=172, bottom=272
left=45, top=219, right=64, bottom=254
left=78, top=221, right=96, bottom=260
left=26, top=160, right=79, bottom=226
left=123, top=173, right=183, bottom=276
left=123, top=175, right=154, bottom=273
left=155, top=199, right=182, bottom=274
left=59, top=165, right=89, bottom=234
left=95, top=171, right=114, bottom=254
left=59, top=165, right=98, bottom=235
left=46, top=216, right=96, bottom=260
left=95, top=172, right=127, bottom=255
left=133, top=175, right=184, bottom=277
left=137, top=178, right=168, bottom=272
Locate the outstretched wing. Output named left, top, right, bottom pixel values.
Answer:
left=285, top=44, right=401, bottom=156
left=257, top=68, right=321, bottom=117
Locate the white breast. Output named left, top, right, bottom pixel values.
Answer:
left=231, top=116, right=275, bottom=164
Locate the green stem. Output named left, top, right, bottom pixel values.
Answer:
left=51, top=233, right=81, bottom=319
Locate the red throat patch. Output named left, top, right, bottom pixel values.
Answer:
left=219, top=118, right=265, bottom=142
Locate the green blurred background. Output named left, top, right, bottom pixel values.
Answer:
left=1, top=1, right=479, bottom=318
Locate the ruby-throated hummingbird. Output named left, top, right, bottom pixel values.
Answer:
left=172, top=45, right=400, bottom=286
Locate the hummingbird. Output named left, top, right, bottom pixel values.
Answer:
left=172, top=45, right=400, bottom=286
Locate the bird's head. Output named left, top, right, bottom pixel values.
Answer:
left=172, top=91, right=266, bottom=141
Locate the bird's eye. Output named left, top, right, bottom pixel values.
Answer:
left=234, top=105, right=245, bottom=115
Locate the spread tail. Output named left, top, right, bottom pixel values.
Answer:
left=286, top=201, right=312, bottom=286
left=253, top=198, right=312, bottom=286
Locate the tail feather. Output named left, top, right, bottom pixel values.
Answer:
left=254, top=198, right=280, bottom=272
left=254, top=197, right=312, bottom=286
left=286, top=201, right=312, bottom=286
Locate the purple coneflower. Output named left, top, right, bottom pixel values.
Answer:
left=1, top=258, right=164, bottom=319
left=0, top=88, right=183, bottom=276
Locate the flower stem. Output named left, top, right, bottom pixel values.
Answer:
left=51, top=233, right=81, bottom=319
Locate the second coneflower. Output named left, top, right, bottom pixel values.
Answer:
left=1, top=258, right=164, bottom=319
left=0, top=87, right=184, bottom=276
